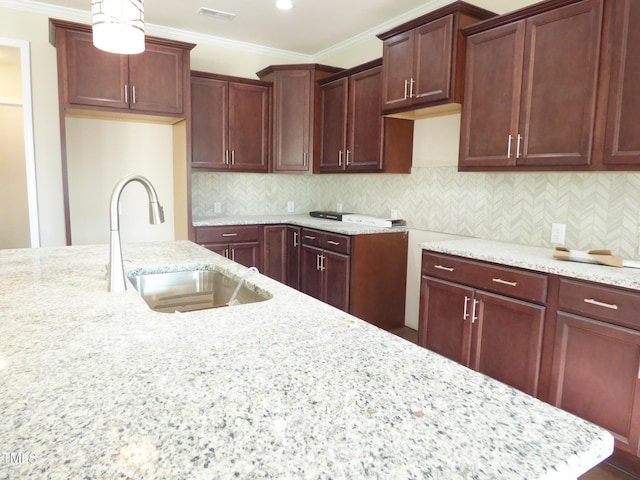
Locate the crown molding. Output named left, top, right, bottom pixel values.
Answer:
left=0, top=0, right=311, bottom=62
left=1, top=0, right=450, bottom=63
left=312, top=0, right=449, bottom=61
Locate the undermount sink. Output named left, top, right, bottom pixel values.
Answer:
left=128, top=268, right=271, bottom=313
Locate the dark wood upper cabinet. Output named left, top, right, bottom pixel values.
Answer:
left=460, top=0, right=605, bottom=171
left=256, top=64, right=343, bottom=173
left=191, top=72, right=270, bottom=172
left=595, top=0, right=640, bottom=168
left=50, top=19, right=193, bottom=117
left=318, top=60, right=414, bottom=174
left=377, top=2, right=495, bottom=117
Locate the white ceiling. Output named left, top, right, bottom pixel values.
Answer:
left=25, top=0, right=454, bottom=55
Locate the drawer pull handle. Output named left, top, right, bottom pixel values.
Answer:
left=492, top=278, right=517, bottom=287
left=584, top=298, right=618, bottom=310
left=463, top=296, right=470, bottom=320
left=304, top=235, right=316, bottom=240
left=327, top=240, right=340, bottom=246
left=434, top=265, right=454, bottom=272
left=221, top=233, right=238, bottom=237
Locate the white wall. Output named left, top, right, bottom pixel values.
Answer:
left=65, top=117, right=175, bottom=245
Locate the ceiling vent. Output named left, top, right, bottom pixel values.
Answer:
left=198, top=7, right=236, bottom=20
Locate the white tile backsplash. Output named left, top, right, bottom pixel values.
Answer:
left=192, top=168, right=640, bottom=260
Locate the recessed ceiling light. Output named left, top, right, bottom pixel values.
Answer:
left=274, top=0, right=294, bottom=10
left=198, top=7, right=236, bottom=20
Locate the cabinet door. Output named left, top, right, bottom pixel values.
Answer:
left=128, top=43, right=185, bottom=115
left=201, top=243, right=228, bottom=257
left=413, top=15, right=454, bottom=106
left=419, top=277, right=473, bottom=365
left=381, top=30, right=414, bottom=111
left=228, top=82, right=269, bottom=172
left=263, top=225, right=288, bottom=283
left=191, top=77, right=228, bottom=168
left=459, top=22, right=525, bottom=168
left=64, top=29, right=129, bottom=109
left=319, top=78, right=348, bottom=172
left=229, top=242, right=260, bottom=269
left=601, top=0, right=640, bottom=167
left=300, top=245, right=323, bottom=301
left=471, top=291, right=545, bottom=396
left=323, top=250, right=350, bottom=312
left=272, top=70, right=312, bottom=172
left=550, top=313, right=640, bottom=455
left=286, top=227, right=301, bottom=290
left=518, top=0, right=603, bottom=167
left=347, top=66, right=384, bottom=172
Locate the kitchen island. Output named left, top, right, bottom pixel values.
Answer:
left=0, top=241, right=612, bottom=479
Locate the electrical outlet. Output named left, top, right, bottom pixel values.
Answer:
left=287, top=201, right=294, bottom=213
left=214, top=202, right=222, bottom=214
left=551, top=223, right=566, bottom=245
left=336, top=203, right=343, bottom=213
left=390, top=209, right=399, bottom=220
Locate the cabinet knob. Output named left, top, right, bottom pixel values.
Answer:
left=338, top=150, right=343, bottom=166
left=516, top=134, right=523, bottom=159
left=507, top=134, right=513, bottom=159
left=409, top=78, right=415, bottom=98
left=345, top=150, right=351, bottom=166
left=492, top=278, right=517, bottom=287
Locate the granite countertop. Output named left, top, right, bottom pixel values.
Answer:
left=420, top=238, right=640, bottom=291
left=0, top=241, right=613, bottom=479
left=193, top=214, right=409, bottom=235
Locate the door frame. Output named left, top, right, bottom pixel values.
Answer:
left=0, top=37, right=40, bottom=247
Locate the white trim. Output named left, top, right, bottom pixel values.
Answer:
left=0, top=96, right=22, bottom=105
left=0, top=0, right=448, bottom=62
left=0, top=37, right=40, bottom=248
left=314, top=0, right=451, bottom=61
left=0, top=0, right=311, bottom=61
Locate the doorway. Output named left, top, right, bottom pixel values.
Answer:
left=0, top=39, right=39, bottom=248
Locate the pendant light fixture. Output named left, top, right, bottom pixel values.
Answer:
left=91, top=0, right=145, bottom=54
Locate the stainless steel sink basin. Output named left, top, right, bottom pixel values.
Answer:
left=128, top=269, right=270, bottom=313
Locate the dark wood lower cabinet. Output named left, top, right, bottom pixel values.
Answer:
left=262, top=225, right=288, bottom=283
left=195, top=224, right=407, bottom=328
left=420, top=276, right=544, bottom=396
left=300, top=245, right=350, bottom=312
left=550, top=315, right=640, bottom=457
left=419, top=278, right=471, bottom=364
left=420, top=250, right=640, bottom=473
left=202, top=242, right=260, bottom=268
left=471, top=291, right=544, bottom=396
left=286, top=227, right=301, bottom=290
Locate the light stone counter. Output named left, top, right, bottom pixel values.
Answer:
left=420, top=238, right=640, bottom=291
left=193, top=214, right=408, bottom=235
left=0, top=241, right=613, bottom=479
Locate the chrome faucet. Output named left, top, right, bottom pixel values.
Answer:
left=108, top=174, right=165, bottom=292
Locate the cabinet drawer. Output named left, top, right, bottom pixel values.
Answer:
left=323, top=232, right=351, bottom=255
left=422, top=252, right=547, bottom=304
left=301, top=228, right=351, bottom=254
left=558, top=278, right=640, bottom=330
left=195, top=225, right=260, bottom=244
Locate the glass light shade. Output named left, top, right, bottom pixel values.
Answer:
left=92, top=0, right=145, bottom=54
left=274, top=0, right=294, bottom=10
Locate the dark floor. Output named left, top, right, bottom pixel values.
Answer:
left=386, top=326, right=639, bottom=480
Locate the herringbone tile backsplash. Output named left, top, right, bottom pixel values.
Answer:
left=192, top=168, right=640, bottom=260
